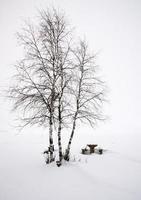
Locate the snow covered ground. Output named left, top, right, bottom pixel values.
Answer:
left=0, top=0, right=141, bottom=199
left=0, top=129, right=141, bottom=200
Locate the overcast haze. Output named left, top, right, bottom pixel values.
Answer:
left=0, top=1, right=141, bottom=199
left=0, top=0, right=141, bottom=136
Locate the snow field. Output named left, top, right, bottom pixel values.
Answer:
left=0, top=130, right=141, bottom=200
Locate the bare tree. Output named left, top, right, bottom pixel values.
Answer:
left=8, top=8, right=106, bottom=166
left=39, top=9, right=73, bottom=163
left=64, top=40, right=106, bottom=161
left=8, top=8, right=73, bottom=163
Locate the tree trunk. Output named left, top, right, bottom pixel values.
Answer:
left=57, top=123, right=63, bottom=163
left=57, top=101, right=63, bottom=165
left=64, top=117, right=76, bottom=161
left=48, top=114, right=54, bottom=163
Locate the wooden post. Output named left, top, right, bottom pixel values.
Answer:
left=87, top=144, right=98, bottom=153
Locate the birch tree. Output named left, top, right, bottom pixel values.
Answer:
left=64, top=40, right=106, bottom=161
left=8, top=8, right=72, bottom=163
left=8, top=8, right=106, bottom=166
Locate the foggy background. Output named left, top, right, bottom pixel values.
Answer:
left=0, top=0, right=141, bottom=139
left=1, top=2, right=141, bottom=199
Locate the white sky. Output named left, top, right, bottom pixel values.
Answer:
left=0, top=0, right=141, bottom=135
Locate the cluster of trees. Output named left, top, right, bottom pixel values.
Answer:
left=8, top=8, right=106, bottom=166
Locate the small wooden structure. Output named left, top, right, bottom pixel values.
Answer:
left=98, top=148, right=103, bottom=154
left=87, top=144, right=98, bottom=153
left=81, top=144, right=103, bottom=155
